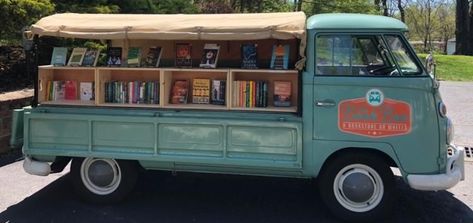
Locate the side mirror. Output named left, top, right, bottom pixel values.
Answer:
left=425, top=53, right=436, bottom=79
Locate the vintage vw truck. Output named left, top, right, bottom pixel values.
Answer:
left=11, top=12, right=464, bottom=221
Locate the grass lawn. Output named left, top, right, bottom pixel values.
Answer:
left=418, top=54, right=473, bottom=81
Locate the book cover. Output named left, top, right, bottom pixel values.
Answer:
left=53, top=81, right=65, bottom=101
left=107, top=47, right=122, bottom=67
left=68, top=48, right=87, bottom=66
left=192, top=79, right=210, bottom=104
left=270, top=44, right=290, bottom=69
left=199, top=44, right=220, bottom=68
left=241, top=43, right=258, bottom=69
left=50, top=47, right=68, bottom=66
left=262, top=81, right=268, bottom=107
left=143, top=47, right=163, bottom=67
left=127, top=47, right=141, bottom=67
left=65, top=80, right=78, bottom=100
left=175, top=43, right=192, bottom=67
left=80, top=82, right=93, bottom=101
left=171, top=80, right=189, bottom=104
left=82, top=49, right=100, bottom=67
left=211, top=80, right=225, bottom=105
left=273, top=81, right=291, bottom=107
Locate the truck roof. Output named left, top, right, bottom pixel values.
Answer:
left=306, top=13, right=408, bottom=32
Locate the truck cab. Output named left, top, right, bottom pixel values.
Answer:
left=11, top=12, right=464, bottom=221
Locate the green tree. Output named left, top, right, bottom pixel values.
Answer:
left=155, top=0, right=198, bottom=14
left=303, top=0, right=377, bottom=16
left=0, top=0, right=55, bottom=41
left=53, top=0, right=119, bottom=13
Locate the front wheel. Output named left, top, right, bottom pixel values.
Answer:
left=71, top=157, right=138, bottom=203
left=318, top=152, right=395, bottom=222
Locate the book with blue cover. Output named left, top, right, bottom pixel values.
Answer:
left=50, top=47, right=68, bottom=66
left=270, top=44, right=290, bottom=69
left=241, top=43, right=258, bottom=69
left=82, top=49, right=100, bottom=67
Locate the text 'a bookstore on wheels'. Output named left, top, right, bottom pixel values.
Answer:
left=36, top=13, right=304, bottom=112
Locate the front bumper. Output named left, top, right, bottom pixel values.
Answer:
left=407, top=145, right=464, bottom=191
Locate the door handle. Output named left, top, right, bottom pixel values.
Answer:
left=315, top=99, right=336, bottom=107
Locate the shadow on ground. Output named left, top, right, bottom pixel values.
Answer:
left=0, top=171, right=471, bottom=223
left=0, top=149, right=23, bottom=168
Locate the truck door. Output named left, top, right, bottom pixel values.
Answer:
left=312, top=33, right=440, bottom=173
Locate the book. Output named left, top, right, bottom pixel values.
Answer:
left=143, top=47, right=163, bottom=67
left=68, top=48, right=87, bottom=66
left=175, top=43, right=192, bottom=67
left=270, top=44, right=290, bottom=69
left=53, top=81, right=65, bottom=101
left=65, top=80, right=78, bottom=100
left=273, top=81, right=291, bottom=107
left=211, top=80, right=226, bottom=105
left=50, top=47, right=68, bottom=66
left=192, top=79, right=210, bottom=104
left=127, top=47, right=142, bottom=67
left=199, top=44, right=220, bottom=68
left=171, top=80, right=189, bottom=104
left=241, top=43, right=258, bottom=69
left=80, top=82, right=93, bottom=101
left=107, top=47, right=122, bottom=67
left=82, top=49, right=100, bottom=67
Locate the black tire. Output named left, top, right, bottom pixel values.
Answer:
left=318, top=152, right=395, bottom=222
left=71, top=157, right=138, bottom=204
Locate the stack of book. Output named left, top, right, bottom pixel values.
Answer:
left=232, top=80, right=268, bottom=108
left=104, top=81, right=160, bottom=104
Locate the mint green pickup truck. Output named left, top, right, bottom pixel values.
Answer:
left=11, top=12, right=464, bottom=221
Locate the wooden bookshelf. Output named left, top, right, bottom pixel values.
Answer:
left=162, top=69, right=228, bottom=108
left=96, top=68, right=160, bottom=106
left=38, top=66, right=96, bottom=104
left=38, top=66, right=299, bottom=113
left=228, top=69, right=298, bottom=112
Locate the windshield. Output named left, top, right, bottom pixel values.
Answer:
left=315, top=34, right=423, bottom=76
left=384, top=35, right=422, bottom=75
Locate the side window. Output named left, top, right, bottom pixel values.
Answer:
left=384, top=35, right=422, bottom=75
left=315, top=35, right=395, bottom=76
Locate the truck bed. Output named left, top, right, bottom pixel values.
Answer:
left=20, top=106, right=304, bottom=177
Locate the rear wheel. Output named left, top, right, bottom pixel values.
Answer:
left=318, top=152, right=395, bottom=222
left=71, top=157, right=138, bottom=203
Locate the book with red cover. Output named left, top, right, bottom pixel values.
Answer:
left=175, top=43, right=192, bottom=67
left=273, top=81, right=291, bottom=107
left=171, top=80, right=189, bottom=104
left=65, top=80, right=77, bottom=100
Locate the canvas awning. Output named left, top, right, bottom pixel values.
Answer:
left=29, top=12, right=307, bottom=69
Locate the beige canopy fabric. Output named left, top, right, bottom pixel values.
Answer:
left=30, top=12, right=307, bottom=69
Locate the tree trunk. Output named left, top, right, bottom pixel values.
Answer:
left=297, top=0, right=303, bottom=11
left=456, top=0, right=470, bottom=55
left=382, top=0, right=388, bottom=16
left=469, top=2, right=473, bottom=55
left=398, top=0, right=405, bottom=22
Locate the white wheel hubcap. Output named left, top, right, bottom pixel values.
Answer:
left=333, top=164, right=384, bottom=212
left=80, top=158, right=121, bottom=195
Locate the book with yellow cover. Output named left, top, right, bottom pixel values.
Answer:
left=192, top=79, right=210, bottom=104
